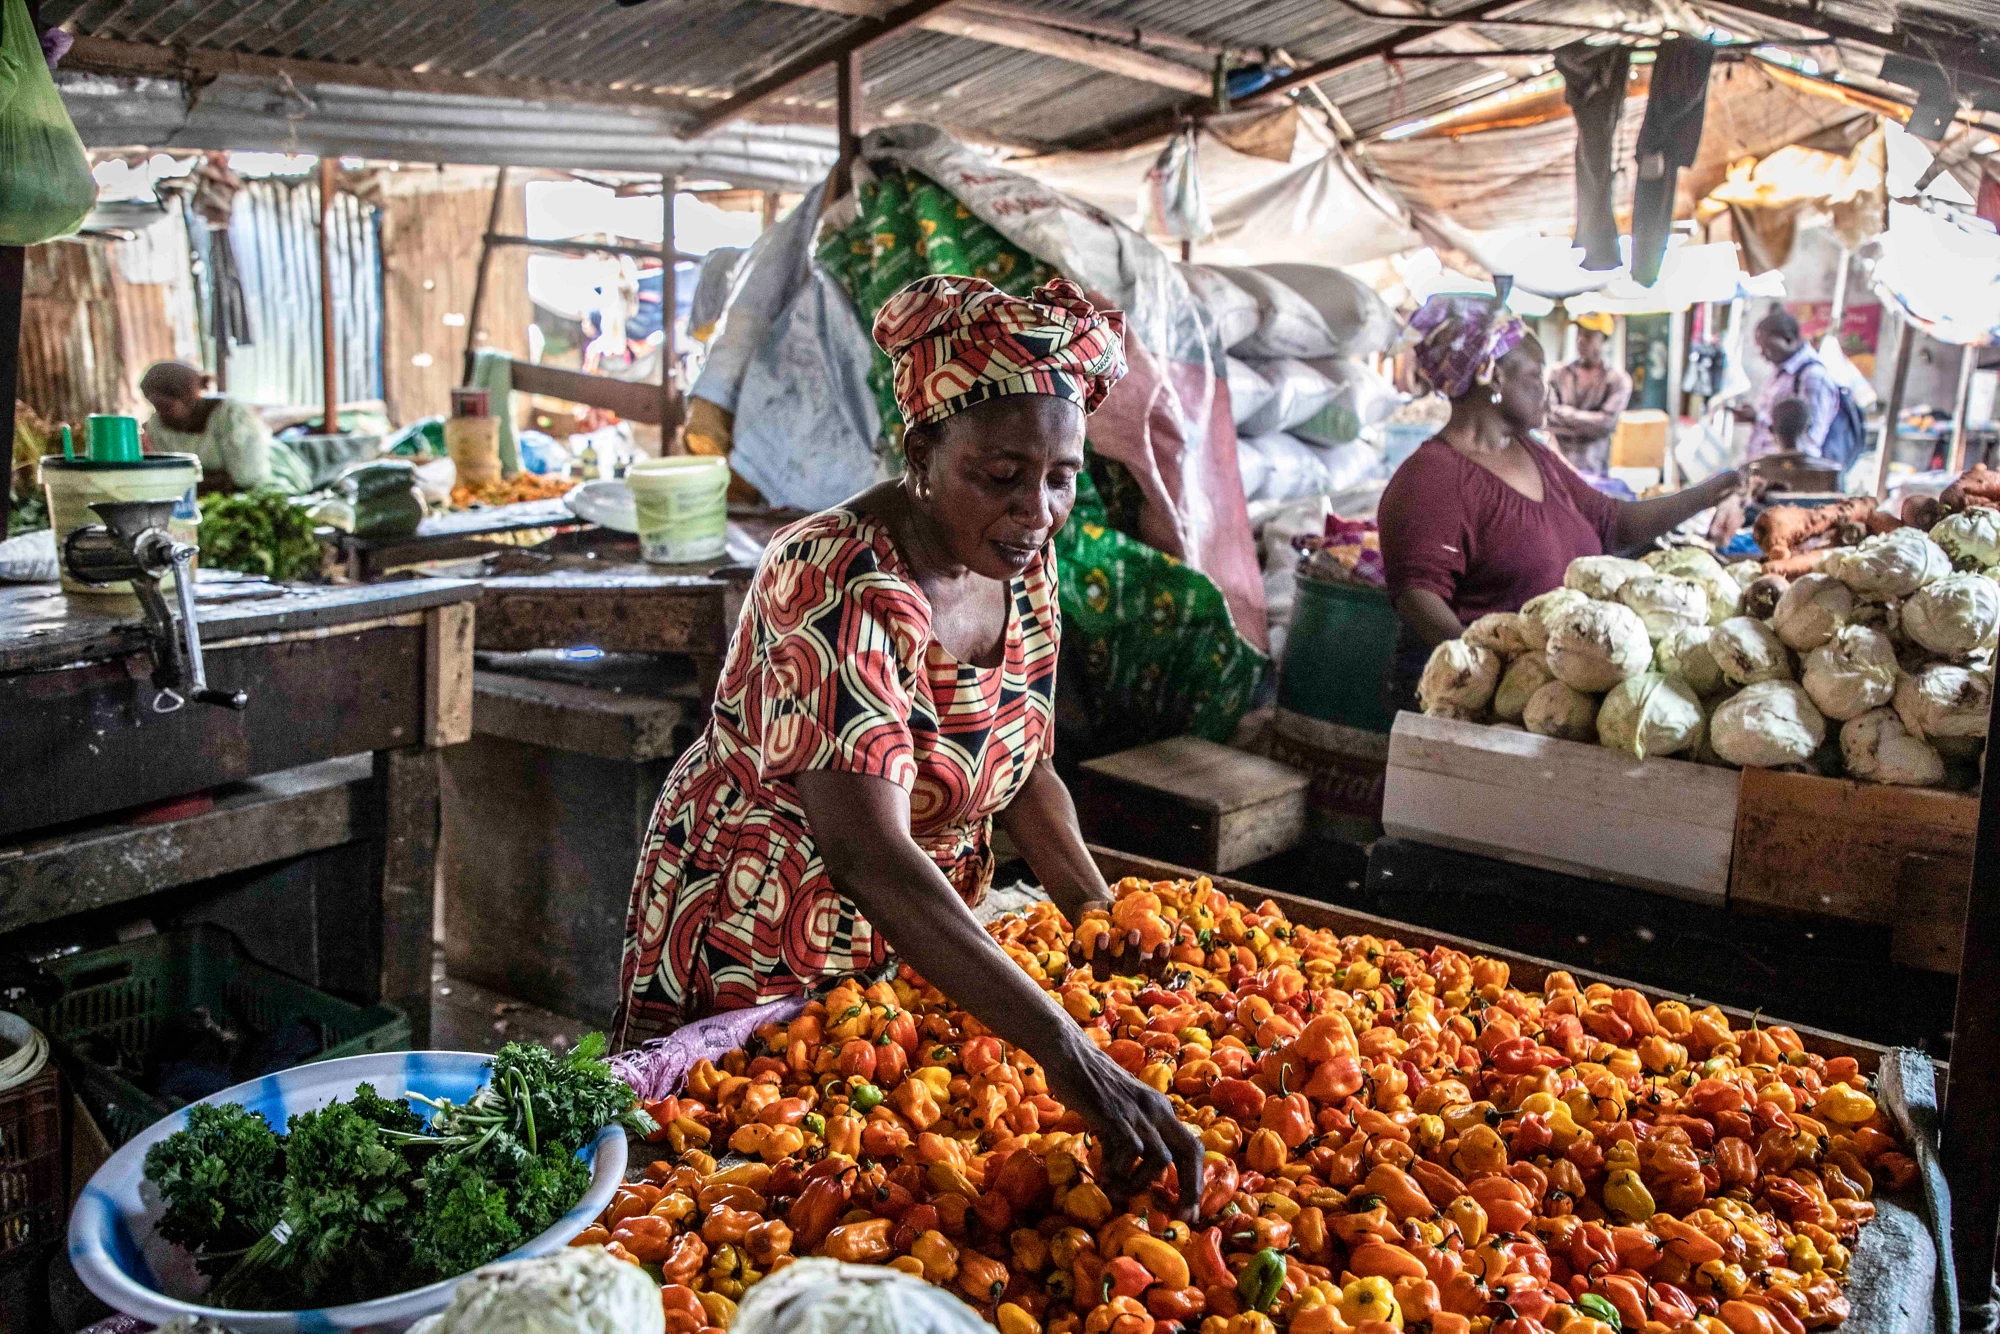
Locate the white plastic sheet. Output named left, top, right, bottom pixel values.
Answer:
left=734, top=1259, right=988, bottom=1334
left=1237, top=358, right=1337, bottom=438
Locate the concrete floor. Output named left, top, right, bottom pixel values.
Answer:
left=431, top=950, right=585, bottom=1055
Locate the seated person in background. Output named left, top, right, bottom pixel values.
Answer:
left=1545, top=312, right=1632, bottom=473
left=139, top=361, right=312, bottom=495
left=1767, top=395, right=1811, bottom=457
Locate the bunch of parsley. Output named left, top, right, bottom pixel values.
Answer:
left=141, top=1036, right=643, bottom=1311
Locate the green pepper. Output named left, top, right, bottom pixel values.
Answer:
left=1577, top=1293, right=1624, bottom=1331
left=802, top=1112, right=826, bottom=1137
left=1238, top=1246, right=1286, bottom=1314
left=850, top=1082, right=885, bottom=1113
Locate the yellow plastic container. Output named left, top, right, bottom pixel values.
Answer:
left=627, top=456, right=729, bottom=564
left=42, top=453, right=203, bottom=595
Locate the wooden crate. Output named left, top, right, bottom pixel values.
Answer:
left=1382, top=712, right=1739, bottom=905
left=1263, top=708, right=1390, bottom=842
left=1077, top=737, right=1308, bottom=873
left=1731, top=768, right=1975, bottom=947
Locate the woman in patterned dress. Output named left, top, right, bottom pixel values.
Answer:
left=617, top=275, right=1200, bottom=1215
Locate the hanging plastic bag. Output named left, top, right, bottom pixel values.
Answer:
left=1141, top=125, right=1212, bottom=243
left=0, top=0, right=96, bottom=246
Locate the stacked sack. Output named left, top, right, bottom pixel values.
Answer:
left=1416, top=523, right=1997, bottom=790
left=1181, top=264, right=1399, bottom=504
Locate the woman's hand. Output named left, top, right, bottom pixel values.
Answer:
left=1043, top=1031, right=1204, bottom=1220
left=1068, top=900, right=1177, bottom=979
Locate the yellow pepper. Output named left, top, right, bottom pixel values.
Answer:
left=1603, top=1169, right=1656, bottom=1224
left=911, top=1229, right=960, bottom=1284
left=1694, top=1259, right=1750, bottom=1300
left=1335, top=1277, right=1403, bottom=1330
left=1445, top=1195, right=1487, bottom=1247
left=996, top=1303, right=1041, bottom=1334
left=1125, top=1233, right=1191, bottom=1288
left=1784, top=1233, right=1825, bottom=1275
left=698, top=1292, right=737, bottom=1329
left=1413, top=1114, right=1445, bottom=1149
left=888, top=1255, right=926, bottom=1279
left=914, top=1066, right=953, bottom=1099
left=1816, top=1083, right=1878, bottom=1126
left=1139, top=1061, right=1174, bottom=1093
left=1064, top=1181, right=1113, bottom=1227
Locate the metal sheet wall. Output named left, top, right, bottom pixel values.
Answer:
left=226, top=177, right=384, bottom=409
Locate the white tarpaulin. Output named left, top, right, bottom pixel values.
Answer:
left=1012, top=110, right=1420, bottom=269
left=1869, top=201, right=2000, bottom=346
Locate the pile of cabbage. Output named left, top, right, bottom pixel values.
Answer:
left=1417, top=523, right=1997, bottom=788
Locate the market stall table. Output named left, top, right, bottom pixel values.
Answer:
left=327, top=496, right=589, bottom=581
left=0, top=576, right=478, bottom=1044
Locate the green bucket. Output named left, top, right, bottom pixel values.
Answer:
left=1278, top=576, right=1401, bottom=733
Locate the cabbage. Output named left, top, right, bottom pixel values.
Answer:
left=1902, top=571, right=2000, bottom=658
left=1894, top=664, right=1992, bottom=741
left=1518, top=588, right=1592, bottom=651
left=1801, top=624, right=1898, bottom=721
left=1709, top=680, right=1826, bottom=768
left=1493, top=654, right=1557, bottom=722
left=1522, top=680, right=1599, bottom=741
left=1596, top=672, right=1706, bottom=759
left=1418, top=639, right=1501, bottom=716
left=1544, top=600, right=1652, bottom=692
left=408, top=1248, right=668, bottom=1334
left=1771, top=573, right=1854, bottom=652
left=1642, top=547, right=1743, bottom=623
left=1617, top=574, right=1710, bottom=640
left=1463, top=612, right=1531, bottom=659
left=1822, top=527, right=1951, bottom=597
left=1710, top=616, right=1793, bottom=686
left=1729, top=561, right=1769, bottom=590
left=1563, top=555, right=1652, bottom=601
left=1741, top=575, right=1790, bottom=621
left=1655, top=625, right=1725, bottom=696
left=1931, top=508, right=2000, bottom=570
left=1840, top=708, right=1947, bottom=786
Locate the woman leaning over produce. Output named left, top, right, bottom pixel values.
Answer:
left=1377, top=297, right=1750, bottom=704
left=617, top=274, right=1200, bottom=1218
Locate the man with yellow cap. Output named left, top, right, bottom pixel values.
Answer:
left=1546, top=311, right=1632, bottom=473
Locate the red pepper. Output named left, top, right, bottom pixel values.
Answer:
left=1511, top=1112, right=1554, bottom=1158
left=1260, top=1091, right=1314, bottom=1149
left=1189, top=1227, right=1232, bottom=1289
left=791, top=1170, right=853, bottom=1251
left=1489, top=1036, right=1547, bottom=1076
left=1209, top=1077, right=1266, bottom=1121
left=1198, top=1158, right=1239, bottom=1220
left=1103, top=1255, right=1153, bottom=1302
left=837, top=1039, right=877, bottom=1082
left=993, top=1148, right=1054, bottom=1213
left=962, top=1036, right=1006, bottom=1077
left=1146, top=1286, right=1207, bottom=1321
left=884, top=1010, right=919, bottom=1055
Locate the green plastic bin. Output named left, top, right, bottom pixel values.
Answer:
left=22, top=925, right=408, bottom=1145
left=1278, top=576, right=1400, bottom=733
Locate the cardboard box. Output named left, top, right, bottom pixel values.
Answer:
left=1611, top=409, right=1670, bottom=470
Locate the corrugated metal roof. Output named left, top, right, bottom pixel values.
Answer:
left=46, top=0, right=1990, bottom=155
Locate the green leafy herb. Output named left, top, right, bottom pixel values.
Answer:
left=142, top=1103, right=285, bottom=1267
left=197, top=489, right=321, bottom=582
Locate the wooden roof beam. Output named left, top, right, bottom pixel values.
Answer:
left=685, top=0, right=967, bottom=136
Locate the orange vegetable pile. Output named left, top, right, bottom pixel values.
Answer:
left=576, top=877, right=1913, bottom=1334
left=450, top=471, right=574, bottom=509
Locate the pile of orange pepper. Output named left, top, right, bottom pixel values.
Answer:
left=449, top=471, right=574, bottom=510
left=574, top=877, right=1913, bottom=1334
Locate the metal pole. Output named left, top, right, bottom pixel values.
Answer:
left=0, top=247, right=23, bottom=541
left=318, top=156, right=339, bottom=435
left=463, top=165, right=510, bottom=385
left=661, top=173, right=679, bottom=453
left=1944, top=663, right=2000, bottom=1320
left=1666, top=305, right=1686, bottom=489
left=1949, top=343, right=1978, bottom=476
left=1874, top=317, right=1915, bottom=502
left=834, top=51, right=862, bottom=201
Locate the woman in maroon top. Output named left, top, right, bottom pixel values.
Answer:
left=1379, top=298, right=1745, bottom=695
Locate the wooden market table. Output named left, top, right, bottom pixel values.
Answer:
left=0, top=577, right=480, bottom=1044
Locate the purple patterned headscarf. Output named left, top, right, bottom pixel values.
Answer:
left=1407, top=294, right=1528, bottom=400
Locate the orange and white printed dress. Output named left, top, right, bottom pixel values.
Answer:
left=615, top=507, right=1059, bottom=1044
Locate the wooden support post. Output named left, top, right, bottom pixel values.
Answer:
left=210, top=229, right=230, bottom=393
left=374, top=746, right=439, bottom=1048
left=1666, top=305, right=1687, bottom=489
left=661, top=173, right=679, bottom=452
left=318, top=156, right=339, bottom=435
left=1828, top=246, right=1852, bottom=331
left=1950, top=343, right=1979, bottom=476
left=762, top=191, right=780, bottom=229
left=834, top=51, right=862, bottom=201
left=463, top=165, right=510, bottom=385
left=1875, top=318, right=1916, bottom=502
left=1944, top=669, right=2000, bottom=1317
left=0, top=246, right=22, bottom=542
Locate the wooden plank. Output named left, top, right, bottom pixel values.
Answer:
left=474, top=573, right=731, bottom=655
left=425, top=601, right=477, bottom=748
left=1731, top=768, right=1977, bottom=923
left=505, top=360, right=675, bottom=427
left=0, top=757, right=371, bottom=934
left=1383, top=712, right=1738, bottom=905
left=1892, top=852, right=1969, bottom=974
left=0, top=578, right=480, bottom=676
left=1086, top=845, right=1899, bottom=1071
left=1081, top=737, right=1308, bottom=814
left=374, top=747, right=439, bottom=1048
left=473, top=671, right=700, bottom=763
left=0, top=624, right=425, bottom=839
left=1078, top=737, right=1307, bottom=872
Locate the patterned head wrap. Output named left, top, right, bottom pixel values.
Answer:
left=873, top=275, right=1127, bottom=428
left=1407, top=294, right=1529, bottom=400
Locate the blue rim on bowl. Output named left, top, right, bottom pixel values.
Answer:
left=68, top=1051, right=628, bottom=1333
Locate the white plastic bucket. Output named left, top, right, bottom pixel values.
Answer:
left=41, top=454, right=203, bottom=595
left=626, top=456, right=728, bottom=564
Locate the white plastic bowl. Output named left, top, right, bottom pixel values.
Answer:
left=69, top=1050, right=627, bottom=1333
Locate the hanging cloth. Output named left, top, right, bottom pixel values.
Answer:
left=1556, top=40, right=1631, bottom=272
left=1631, top=37, right=1716, bottom=286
